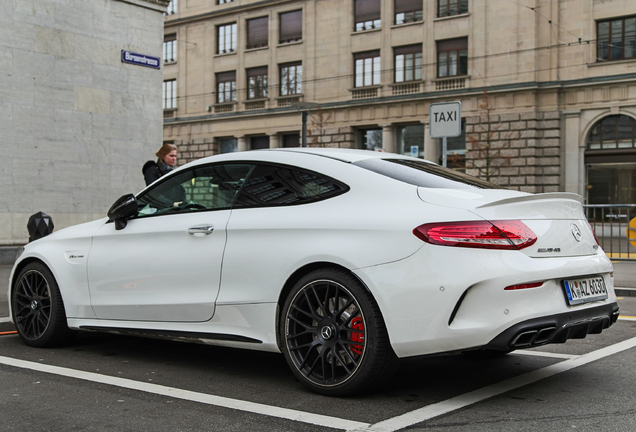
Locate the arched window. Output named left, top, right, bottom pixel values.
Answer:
left=587, top=115, right=636, bottom=150
left=585, top=115, right=636, bottom=205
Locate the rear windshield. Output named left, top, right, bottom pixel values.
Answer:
left=353, top=159, right=502, bottom=190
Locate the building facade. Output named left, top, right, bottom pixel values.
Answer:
left=163, top=0, right=636, bottom=204
left=1, top=0, right=170, bottom=246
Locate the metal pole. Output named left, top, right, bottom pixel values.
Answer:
left=442, top=136, right=448, bottom=167
left=301, top=111, right=307, bottom=148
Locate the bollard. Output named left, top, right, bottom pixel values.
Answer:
left=27, top=212, right=54, bottom=242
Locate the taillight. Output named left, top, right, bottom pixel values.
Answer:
left=413, top=220, right=537, bottom=250
left=586, top=221, right=599, bottom=245
left=505, top=282, right=543, bottom=290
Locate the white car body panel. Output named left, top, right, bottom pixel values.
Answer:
left=8, top=148, right=618, bottom=364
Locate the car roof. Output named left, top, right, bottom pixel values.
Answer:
left=186, top=147, right=434, bottom=166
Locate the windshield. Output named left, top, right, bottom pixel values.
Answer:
left=353, top=158, right=502, bottom=189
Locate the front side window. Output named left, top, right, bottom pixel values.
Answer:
left=395, top=0, right=422, bottom=25
left=247, top=66, right=268, bottom=99
left=163, top=79, right=176, bottom=109
left=597, top=16, right=636, bottom=61
left=136, top=164, right=253, bottom=217
left=164, top=34, right=176, bottom=63
left=247, top=17, right=268, bottom=49
left=437, top=38, right=467, bottom=77
left=233, top=164, right=349, bottom=207
left=280, top=10, right=302, bottom=43
left=355, top=50, right=381, bottom=87
left=280, top=62, right=302, bottom=95
left=216, top=71, right=236, bottom=103
left=438, top=0, right=468, bottom=18
left=217, top=23, right=237, bottom=54
left=394, top=45, right=422, bottom=82
left=355, top=0, right=381, bottom=31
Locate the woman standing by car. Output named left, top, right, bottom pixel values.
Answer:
left=143, top=143, right=177, bottom=186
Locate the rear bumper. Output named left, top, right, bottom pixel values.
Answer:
left=485, top=302, right=620, bottom=351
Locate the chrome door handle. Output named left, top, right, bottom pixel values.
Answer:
left=187, top=225, right=214, bottom=236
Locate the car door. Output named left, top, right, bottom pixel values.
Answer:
left=87, top=163, right=253, bottom=322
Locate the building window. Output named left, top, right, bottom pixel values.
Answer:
left=597, top=16, right=636, bottom=62
left=251, top=136, right=270, bottom=150
left=220, top=138, right=238, bottom=153
left=437, top=38, right=467, bottom=77
left=165, top=0, right=177, bottom=15
left=247, top=17, right=268, bottom=49
left=216, top=71, right=236, bottom=103
left=394, top=45, right=422, bottom=82
left=355, top=0, right=381, bottom=31
left=283, top=134, right=300, bottom=147
left=217, top=0, right=234, bottom=4
left=397, top=124, right=424, bottom=157
left=163, top=79, right=176, bottom=109
left=164, top=34, right=176, bottom=63
left=355, top=50, right=381, bottom=87
left=217, top=23, right=237, bottom=54
left=359, top=128, right=383, bottom=151
left=438, top=0, right=468, bottom=18
left=280, top=62, right=302, bottom=95
left=280, top=10, right=302, bottom=44
left=395, top=0, right=422, bottom=25
left=446, top=119, right=466, bottom=171
left=587, top=115, right=636, bottom=150
left=247, top=67, right=268, bottom=99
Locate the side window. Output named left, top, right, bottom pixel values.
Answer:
left=136, top=164, right=253, bottom=217
left=234, top=164, right=349, bottom=207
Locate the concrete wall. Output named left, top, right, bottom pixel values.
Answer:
left=0, top=0, right=169, bottom=245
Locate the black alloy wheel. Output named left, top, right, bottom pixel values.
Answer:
left=280, top=268, right=396, bottom=396
left=12, top=262, right=74, bottom=347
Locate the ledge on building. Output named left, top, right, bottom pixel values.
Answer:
left=214, top=101, right=237, bottom=113
left=349, top=85, right=382, bottom=100
left=163, top=108, right=177, bottom=118
left=243, top=98, right=269, bottom=111
left=433, top=75, right=470, bottom=91
left=389, top=80, right=424, bottom=95
left=275, top=94, right=303, bottom=107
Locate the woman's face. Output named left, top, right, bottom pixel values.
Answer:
left=162, top=150, right=177, bottom=167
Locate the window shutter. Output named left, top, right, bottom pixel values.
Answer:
left=437, top=38, right=467, bottom=52
left=216, top=71, right=236, bottom=83
left=355, top=0, right=381, bottom=22
left=247, top=17, right=268, bottom=48
left=280, top=10, right=302, bottom=42
left=354, top=50, right=380, bottom=61
left=247, top=66, right=268, bottom=78
left=394, top=44, right=421, bottom=56
left=395, top=0, right=421, bottom=14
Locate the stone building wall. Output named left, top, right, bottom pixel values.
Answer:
left=465, top=111, right=562, bottom=193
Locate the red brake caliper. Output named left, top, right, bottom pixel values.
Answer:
left=350, top=317, right=364, bottom=355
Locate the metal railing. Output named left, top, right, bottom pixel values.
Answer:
left=584, top=204, right=636, bottom=261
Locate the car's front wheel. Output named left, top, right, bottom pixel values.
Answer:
left=12, top=262, right=74, bottom=347
left=280, top=268, right=396, bottom=396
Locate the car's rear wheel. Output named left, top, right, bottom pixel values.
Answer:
left=280, top=268, right=396, bottom=396
left=12, top=262, right=74, bottom=347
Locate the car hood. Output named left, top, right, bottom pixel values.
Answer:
left=417, top=188, right=598, bottom=258
left=28, top=217, right=109, bottom=245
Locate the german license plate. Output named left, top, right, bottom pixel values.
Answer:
left=562, top=276, right=608, bottom=305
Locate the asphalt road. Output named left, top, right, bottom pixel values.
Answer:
left=1, top=263, right=636, bottom=431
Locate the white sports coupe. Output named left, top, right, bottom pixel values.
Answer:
left=8, top=148, right=619, bottom=395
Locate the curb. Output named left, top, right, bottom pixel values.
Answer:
left=615, top=287, right=636, bottom=297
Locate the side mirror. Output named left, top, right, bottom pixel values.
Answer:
left=107, top=194, right=137, bottom=230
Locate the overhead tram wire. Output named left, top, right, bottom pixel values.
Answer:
left=169, top=38, right=612, bottom=105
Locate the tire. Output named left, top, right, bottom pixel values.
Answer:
left=280, top=268, right=397, bottom=396
left=12, top=262, right=74, bottom=347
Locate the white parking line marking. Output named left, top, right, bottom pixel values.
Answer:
left=618, top=317, right=636, bottom=321
left=0, top=317, right=11, bottom=324
left=0, top=356, right=369, bottom=431
left=349, top=336, right=636, bottom=432
left=511, top=350, right=579, bottom=359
